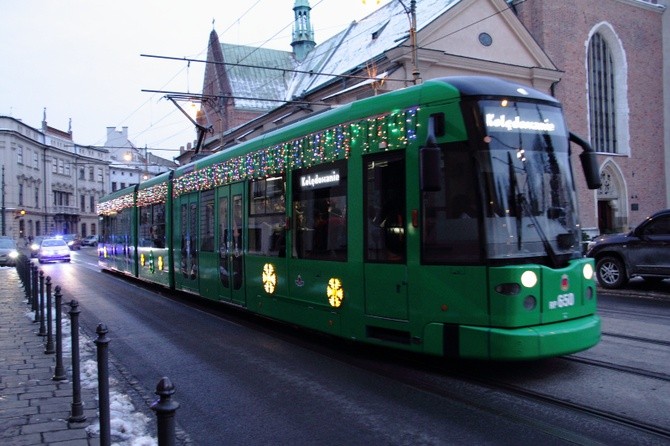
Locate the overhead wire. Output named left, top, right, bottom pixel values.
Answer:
left=126, top=0, right=531, bottom=154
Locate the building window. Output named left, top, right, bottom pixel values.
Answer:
left=112, top=182, right=118, bottom=192
left=18, top=184, right=24, bottom=206
left=35, top=187, right=39, bottom=208
left=33, top=152, right=38, bottom=169
left=89, top=167, right=94, bottom=181
left=587, top=27, right=629, bottom=155
left=81, top=194, right=86, bottom=212
left=90, top=196, right=95, bottom=213
left=588, top=32, right=616, bottom=153
left=17, top=147, right=23, bottom=164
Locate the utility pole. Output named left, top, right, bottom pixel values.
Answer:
left=1, top=166, right=5, bottom=236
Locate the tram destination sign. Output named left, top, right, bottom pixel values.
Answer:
left=300, top=169, right=340, bottom=190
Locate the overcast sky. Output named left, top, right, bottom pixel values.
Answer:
left=0, top=0, right=388, bottom=160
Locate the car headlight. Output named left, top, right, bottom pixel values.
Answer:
left=31, top=243, right=39, bottom=250
left=9, top=250, right=18, bottom=259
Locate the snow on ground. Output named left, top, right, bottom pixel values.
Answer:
left=25, top=307, right=158, bottom=446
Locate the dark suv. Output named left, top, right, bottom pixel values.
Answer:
left=586, top=209, right=670, bottom=289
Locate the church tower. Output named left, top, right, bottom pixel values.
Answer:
left=291, top=0, right=315, bottom=62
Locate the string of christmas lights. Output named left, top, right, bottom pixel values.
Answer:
left=173, top=108, right=418, bottom=197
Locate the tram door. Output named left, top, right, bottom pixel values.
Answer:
left=175, top=192, right=199, bottom=294
left=363, top=152, right=409, bottom=320
left=217, top=183, right=246, bottom=306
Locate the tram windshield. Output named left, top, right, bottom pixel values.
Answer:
left=421, top=100, right=582, bottom=266
left=478, top=100, right=581, bottom=263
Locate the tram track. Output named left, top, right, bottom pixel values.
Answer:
left=339, top=352, right=670, bottom=444
left=458, top=371, right=670, bottom=442
left=598, top=306, right=670, bottom=322
left=561, top=354, right=670, bottom=382
left=602, top=331, right=670, bottom=348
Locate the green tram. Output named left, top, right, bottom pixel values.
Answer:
left=98, top=76, right=602, bottom=360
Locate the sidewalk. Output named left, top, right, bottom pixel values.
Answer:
left=0, top=267, right=100, bottom=445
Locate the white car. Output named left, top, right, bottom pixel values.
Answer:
left=38, top=238, right=71, bottom=263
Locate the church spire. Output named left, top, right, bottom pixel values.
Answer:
left=291, top=0, right=315, bottom=62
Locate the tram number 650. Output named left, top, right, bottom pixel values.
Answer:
left=549, top=293, right=575, bottom=309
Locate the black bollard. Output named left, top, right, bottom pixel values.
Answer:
left=151, top=377, right=180, bottom=446
left=38, top=271, right=46, bottom=336
left=68, top=300, right=87, bottom=424
left=31, top=264, right=38, bottom=321
left=53, top=286, right=66, bottom=381
left=44, top=276, right=55, bottom=354
left=95, top=324, right=111, bottom=446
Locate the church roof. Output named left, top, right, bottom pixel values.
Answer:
left=220, top=43, right=296, bottom=111
left=219, top=0, right=460, bottom=111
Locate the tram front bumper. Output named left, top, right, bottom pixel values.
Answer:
left=453, top=315, right=601, bottom=360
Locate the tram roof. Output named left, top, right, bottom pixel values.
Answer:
left=172, top=76, right=558, bottom=177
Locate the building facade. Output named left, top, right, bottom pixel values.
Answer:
left=0, top=115, right=109, bottom=242
left=513, top=0, right=666, bottom=234
left=0, top=117, right=178, bottom=243
left=105, top=127, right=178, bottom=194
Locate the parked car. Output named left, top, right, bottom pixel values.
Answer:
left=30, top=236, right=46, bottom=258
left=81, top=235, right=98, bottom=246
left=0, top=238, right=19, bottom=266
left=586, top=209, right=670, bottom=289
left=62, top=234, right=82, bottom=250
left=37, top=238, right=71, bottom=264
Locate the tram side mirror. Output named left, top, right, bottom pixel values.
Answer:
left=420, top=137, right=441, bottom=192
left=569, top=132, right=602, bottom=190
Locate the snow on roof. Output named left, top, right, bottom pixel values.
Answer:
left=221, top=44, right=296, bottom=111
left=289, top=0, right=460, bottom=98
left=219, top=0, right=460, bottom=110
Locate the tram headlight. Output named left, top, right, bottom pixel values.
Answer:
left=582, top=263, right=594, bottom=280
left=520, top=270, right=538, bottom=288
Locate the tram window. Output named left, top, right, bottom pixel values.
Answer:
left=292, top=160, right=347, bottom=261
left=430, top=112, right=446, bottom=137
left=200, top=190, right=215, bottom=252
left=248, top=176, right=286, bottom=257
left=139, top=203, right=166, bottom=248
left=422, top=143, right=481, bottom=264
left=364, top=153, right=405, bottom=263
